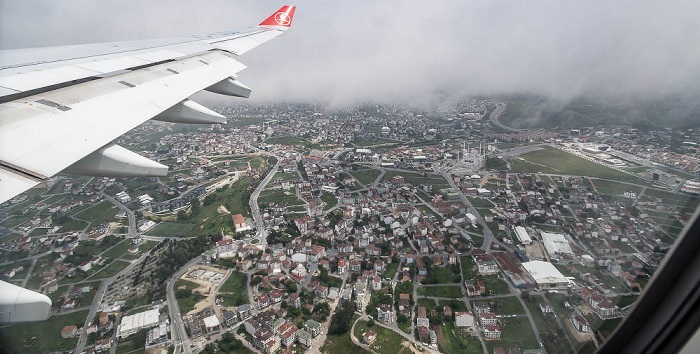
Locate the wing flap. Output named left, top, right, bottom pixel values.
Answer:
left=0, top=169, right=40, bottom=204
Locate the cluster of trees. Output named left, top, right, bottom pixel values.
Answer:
left=201, top=333, right=247, bottom=354
left=328, top=300, right=356, bottom=335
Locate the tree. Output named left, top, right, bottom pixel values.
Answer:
left=328, top=300, right=356, bottom=335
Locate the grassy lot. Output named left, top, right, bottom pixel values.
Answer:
left=380, top=170, right=451, bottom=191
left=218, top=271, right=249, bottom=307
left=175, top=279, right=206, bottom=314
left=642, top=189, right=700, bottom=213
left=146, top=222, right=196, bottom=237
left=354, top=320, right=408, bottom=354
left=482, top=276, right=512, bottom=295
left=0, top=309, right=88, bottom=353
left=321, top=192, right=338, bottom=210
left=470, top=235, right=485, bottom=247
left=258, top=190, right=304, bottom=206
left=439, top=322, right=483, bottom=354
left=273, top=171, right=298, bottom=181
left=460, top=256, right=478, bottom=279
left=115, top=328, right=148, bottom=354
left=351, top=169, right=381, bottom=185
left=265, top=136, right=308, bottom=146
left=189, top=176, right=253, bottom=237
left=510, top=146, right=650, bottom=184
left=589, top=178, right=644, bottom=195
left=55, top=218, right=90, bottom=232
left=467, top=197, right=495, bottom=208
left=417, top=297, right=438, bottom=311
left=439, top=299, right=469, bottom=312
left=417, top=285, right=463, bottom=298
left=74, top=201, right=120, bottom=226
left=426, top=266, right=458, bottom=284
left=102, top=239, right=131, bottom=259
left=89, top=261, right=129, bottom=280
left=485, top=317, right=540, bottom=353
left=492, top=296, right=526, bottom=315
left=525, top=295, right=560, bottom=331
left=382, top=262, right=399, bottom=279
left=321, top=316, right=368, bottom=354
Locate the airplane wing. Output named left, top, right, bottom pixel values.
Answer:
left=0, top=5, right=296, bottom=204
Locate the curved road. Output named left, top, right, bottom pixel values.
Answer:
left=489, top=103, right=519, bottom=133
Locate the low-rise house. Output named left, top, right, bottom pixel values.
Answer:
left=61, top=325, right=78, bottom=338
left=363, top=330, right=377, bottom=345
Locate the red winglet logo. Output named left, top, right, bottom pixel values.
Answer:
left=259, top=5, right=295, bottom=27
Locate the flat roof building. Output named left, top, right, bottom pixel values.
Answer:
left=541, top=232, right=573, bottom=259
left=514, top=226, right=532, bottom=245
left=522, top=261, right=571, bottom=290
left=117, top=309, right=160, bottom=339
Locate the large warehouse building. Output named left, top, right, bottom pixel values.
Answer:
left=522, top=261, right=571, bottom=290
left=117, top=309, right=160, bottom=339
left=541, top=232, right=573, bottom=259
left=514, top=226, right=532, bottom=245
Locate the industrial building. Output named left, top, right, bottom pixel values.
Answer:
left=522, top=261, right=571, bottom=290
left=117, top=309, right=160, bottom=339
left=514, top=226, right=532, bottom=245
left=540, top=232, right=574, bottom=259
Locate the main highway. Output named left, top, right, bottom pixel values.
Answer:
left=167, top=258, right=200, bottom=354
left=248, top=152, right=280, bottom=246
left=489, top=102, right=519, bottom=133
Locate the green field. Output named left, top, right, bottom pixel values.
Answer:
left=273, top=171, right=298, bottom=181
left=175, top=279, right=206, bottom=314
left=380, top=170, right=451, bottom=191
left=382, top=262, right=399, bottom=279
left=74, top=201, right=120, bottom=227
left=485, top=317, right=540, bottom=353
left=321, top=316, right=368, bottom=354
left=439, top=322, right=483, bottom=354
left=0, top=309, right=88, bottom=353
left=439, top=299, right=469, bottom=312
left=258, top=190, right=303, bottom=206
left=89, top=261, right=129, bottom=280
left=321, top=192, right=338, bottom=210
left=189, top=176, right=254, bottom=237
left=425, top=266, right=459, bottom=284
left=589, top=178, right=644, bottom=195
left=218, top=271, right=249, bottom=307
left=354, top=320, right=409, bottom=354
left=491, top=296, right=526, bottom=315
left=509, top=146, right=650, bottom=184
left=417, top=297, right=438, bottom=311
left=467, top=197, right=495, bottom=208
left=417, top=285, right=463, bottom=298
left=146, top=222, right=196, bottom=237
left=102, top=239, right=130, bottom=259
left=351, top=169, right=381, bottom=185
left=266, top=136, right=308, bottom=146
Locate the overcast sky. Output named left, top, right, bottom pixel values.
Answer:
left=1, top=0, right=699, bottom=107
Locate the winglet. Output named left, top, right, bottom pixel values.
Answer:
left=259, top=5, right=295, bottom=29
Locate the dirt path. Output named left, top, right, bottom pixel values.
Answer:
left=434, top=326, right=446, bottom=348
left=217, top=205, right=230, bottom=214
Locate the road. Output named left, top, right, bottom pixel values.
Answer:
left=166, top=258, right=200, bottom=354
left=73, top=256, right=150, bottom=354
left=100, top=191, right=137, bottom=237
left=488, top=102, right=519, bottom=133
left=248, top=153, right=280, bottom=246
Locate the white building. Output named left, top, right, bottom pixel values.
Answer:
left=514, top=226, right=532, bottom=245
left=522, top=261, right=571, bottom=290
left=541, top=232, right=574, bottom=259
left=117, top=309, right=160, bottom=339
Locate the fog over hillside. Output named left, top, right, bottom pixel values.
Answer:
left=2, top=0, right=699, bottom=121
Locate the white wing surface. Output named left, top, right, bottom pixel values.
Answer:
left=0, top=6, right=296, bottom=204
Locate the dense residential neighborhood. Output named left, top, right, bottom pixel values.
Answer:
left=1, top=100, right=698, bottom=354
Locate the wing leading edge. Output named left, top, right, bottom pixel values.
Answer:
left=0, top=6, right=295, bottom=204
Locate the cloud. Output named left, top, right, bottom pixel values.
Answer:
left=2, top=0, right=699, bottom=107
